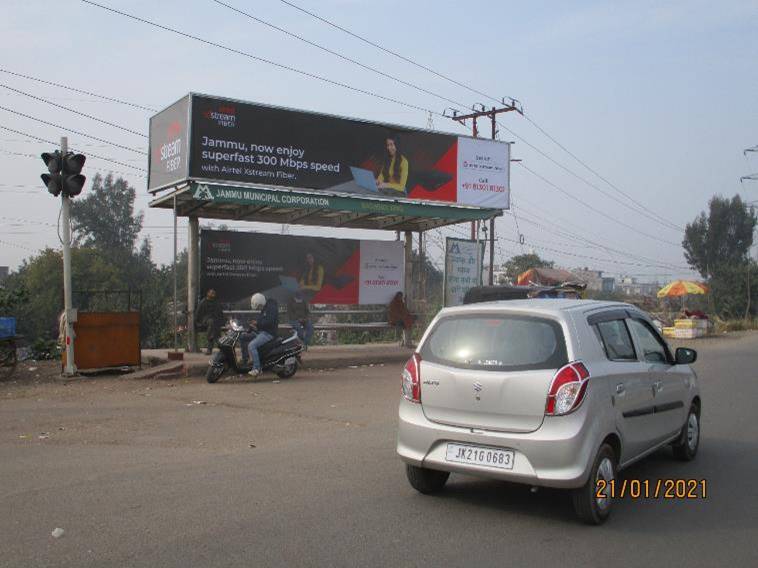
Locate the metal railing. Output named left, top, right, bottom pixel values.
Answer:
left=223, top=306, right=393, bottom=331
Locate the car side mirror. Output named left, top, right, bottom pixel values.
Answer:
left=675, top=347, right=697, bottom=365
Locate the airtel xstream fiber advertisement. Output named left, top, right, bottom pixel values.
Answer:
left=200, top=230, right=404, bottom=307
left=149, top=94, right=510, bottom=209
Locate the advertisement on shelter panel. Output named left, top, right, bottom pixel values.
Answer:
left=200, top=230, right=404, bottom=307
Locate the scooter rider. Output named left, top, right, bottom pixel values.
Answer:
left=246, top=292, right=279, bottom=377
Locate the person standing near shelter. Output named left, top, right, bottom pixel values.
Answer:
left=196, top=288, right=225, bottom=355
left=287, top=290, right=313, bottom=348
left=388, top=291, right=416, bottom=347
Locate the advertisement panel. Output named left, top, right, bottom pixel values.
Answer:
left=444, top=237, right=484, bottom=306
left=200, top=230, right=404, bottom=306
left=148, top=95, right=190, bottom=190
left=149, top=94, right=510, bottom=209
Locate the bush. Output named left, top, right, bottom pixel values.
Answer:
left=27, top=338, right=61, bottom=361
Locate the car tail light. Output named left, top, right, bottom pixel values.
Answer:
left=545, top=361, right=590, bottom=416
left=402, top=353, right=421, bottom=403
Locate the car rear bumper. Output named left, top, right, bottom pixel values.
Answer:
left=396, top=398, right=602, bottom=489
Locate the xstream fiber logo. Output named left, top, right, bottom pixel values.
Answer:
left=153, top=120, right=183, bottom=174
left=203, top=104, right=237, bottom=128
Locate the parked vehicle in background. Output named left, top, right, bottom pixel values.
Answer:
left=397, top=300, right=701, bottom=524
left=462, top=283, right=585, bottom=304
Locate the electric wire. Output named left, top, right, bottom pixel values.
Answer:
left=0, top=83, right=147, bottom=138
left=80, top=0, right=443, bottom=118
left=278, top=0, right=684, bottom=233
left=212, top=0, right=467, bottom=111
left=81, top=0, right=686, bottom=248
left=0, top=67, right=157, bottom=112
left=521, top=113, right=684, bottom=230
left=516, top=162, right=680, bottom=247
left=0, top=119, right=146, bottom=160
left=276, top=0, right=509, bottom=105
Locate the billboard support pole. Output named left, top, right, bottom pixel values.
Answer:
left=172, top=194, right=178, bottom=352
left=418, top=231, right=426, bottom=319
left=489, top=220, right=497, bottom=286
left=187, top=215, right=199, bottom=353
left=404, top=231, right=413, bottom=347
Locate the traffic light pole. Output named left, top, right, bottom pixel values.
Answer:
left=60, top=136, right=76, bottom=376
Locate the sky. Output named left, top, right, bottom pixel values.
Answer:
left=1, top=0, right=756, bottom=282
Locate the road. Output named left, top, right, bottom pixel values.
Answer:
left=1, top=333, right=757, bottom=567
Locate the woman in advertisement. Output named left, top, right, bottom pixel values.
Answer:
left=299, top=252, right=325, bottom=298
left=376, top=134, right=409, bottom=196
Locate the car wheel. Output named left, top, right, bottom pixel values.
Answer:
left=405, top=464, right=450, bottom=494
left=572, top=443, right=616, bottom=525
left=672, top=404, right=700, bottom=461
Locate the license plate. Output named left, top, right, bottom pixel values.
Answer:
left=445, top=443, right=515, bottom=470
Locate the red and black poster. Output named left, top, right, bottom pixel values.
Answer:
left=149, top=94, right=510, bottom=209
left=200, top=230, right=404, bottom=307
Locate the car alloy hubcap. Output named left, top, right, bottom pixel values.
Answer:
left=687, top=413, right=699, bottom=451
left=595, top=457, right=614, bottom=511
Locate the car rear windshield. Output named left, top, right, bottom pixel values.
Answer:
left=420, top=314, right=568, bottom=372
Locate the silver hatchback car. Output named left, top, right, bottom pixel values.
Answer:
left=397, top=299, right=701, bottom=524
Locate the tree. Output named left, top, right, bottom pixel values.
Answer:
left=682, top=195, right=756, bottom=278
left=683, top=195, right=757, bottom=318
left=8, top=172, right=187, bottom=347
left=5, top=247, right=123, bottom=340
left=71, top=173, right=143, bottom=253
left=500, top=253, right=554, bottom=284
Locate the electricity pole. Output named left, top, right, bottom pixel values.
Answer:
left=447, top=100, right=522, bottom=285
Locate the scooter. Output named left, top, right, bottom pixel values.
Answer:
left=206, top=319, right=304, bottom=383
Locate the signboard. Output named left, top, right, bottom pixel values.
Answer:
left=444, top=237, right=484, bottom=306
left=200, top=230, right=404, bottom=306
left=189, top=182, right=500, bottom=222
left=148, top=95, right=190, bottom=190
left=149, top=94, right=510, bottom=210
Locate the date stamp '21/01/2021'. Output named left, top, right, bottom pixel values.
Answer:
left=596, top=479, right=708, bottom=500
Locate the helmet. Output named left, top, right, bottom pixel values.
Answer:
left=250, top=293, right=266, bottom=310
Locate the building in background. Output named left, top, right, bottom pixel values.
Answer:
left=617, top=276, right=660, bottom=297
left=571, top=268, right=615, bottom=293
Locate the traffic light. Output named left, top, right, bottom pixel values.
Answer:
left=40, top=150, right=86, bottom=197
left=61, top=152, right=86, bottom=197
left=41, top=150, right=63, bottom=196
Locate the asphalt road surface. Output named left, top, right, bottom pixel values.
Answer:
left=2, top=333, right=757, bottom=567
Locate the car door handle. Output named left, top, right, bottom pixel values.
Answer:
left=653, top=380, right=663, bottom=392
left=615, top=383, right=625, bottom=395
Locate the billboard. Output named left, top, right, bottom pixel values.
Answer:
left=444, top=237, right=484, bottom=306
left=200, top=230, right=404, bottom=306
left=148, top=95, right=190, bottom=190
left=149, top=94, right=510, bottom=209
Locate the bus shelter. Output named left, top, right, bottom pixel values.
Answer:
left=148, top=94, right=510, bottom=351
